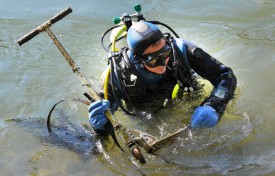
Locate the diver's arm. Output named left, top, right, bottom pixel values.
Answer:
left=185, top=41, right=237, bottom=117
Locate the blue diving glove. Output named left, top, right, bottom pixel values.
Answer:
left=191, top=106, right=219, bottom=129
left=88, top=100, right=110, bottom=134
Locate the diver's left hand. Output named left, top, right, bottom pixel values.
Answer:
left=191, top=106, right=219, bottom=128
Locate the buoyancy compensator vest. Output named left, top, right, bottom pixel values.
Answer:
left=109, top=34, right=195, bottom=114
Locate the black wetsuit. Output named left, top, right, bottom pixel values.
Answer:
left=98, top=38, right=237, bottom=119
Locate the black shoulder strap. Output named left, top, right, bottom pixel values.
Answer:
left=122, top=47, right=131, bottom=69
left=171, top=39, right=192, bottom=86
left=172, top=39, right=191, bottom=74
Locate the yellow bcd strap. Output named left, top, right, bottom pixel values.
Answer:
left=172, top=83, right=180, bottom=99
left=103, top=65, right=111, bottom=100
left=104, top=25, right=127, bottom=100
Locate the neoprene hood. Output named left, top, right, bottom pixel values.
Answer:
left=127, top=21, right=163, bottom=56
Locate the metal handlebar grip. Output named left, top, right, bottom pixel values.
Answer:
left=17, top=29, right=40, bottom=46
left=50, top=7, right=72, bottom=24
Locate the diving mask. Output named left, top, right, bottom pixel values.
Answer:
left=143, top=45, right=172, bottom=68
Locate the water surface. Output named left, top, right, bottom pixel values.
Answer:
left=1, top=0, right=275, bottom=175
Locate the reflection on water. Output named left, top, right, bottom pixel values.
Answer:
left=1, top=0, right=275, bottom=175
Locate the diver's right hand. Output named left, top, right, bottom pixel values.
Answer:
left=191, top=105, right=218, bottom=129
left=88, top=100, right=110, bottom=134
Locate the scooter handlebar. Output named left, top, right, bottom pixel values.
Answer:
left=17, top=7, right=72, bottom=46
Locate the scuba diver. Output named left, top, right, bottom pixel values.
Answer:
left=88, top=20, right=237, bottom=135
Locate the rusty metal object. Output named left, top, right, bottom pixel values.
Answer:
left=17, top=7, right=191, bottom=164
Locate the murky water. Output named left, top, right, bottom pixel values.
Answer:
left=1, top=0, right=275, bottom=175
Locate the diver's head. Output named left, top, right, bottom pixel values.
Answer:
left=127, top=21, right=171, bottom=74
